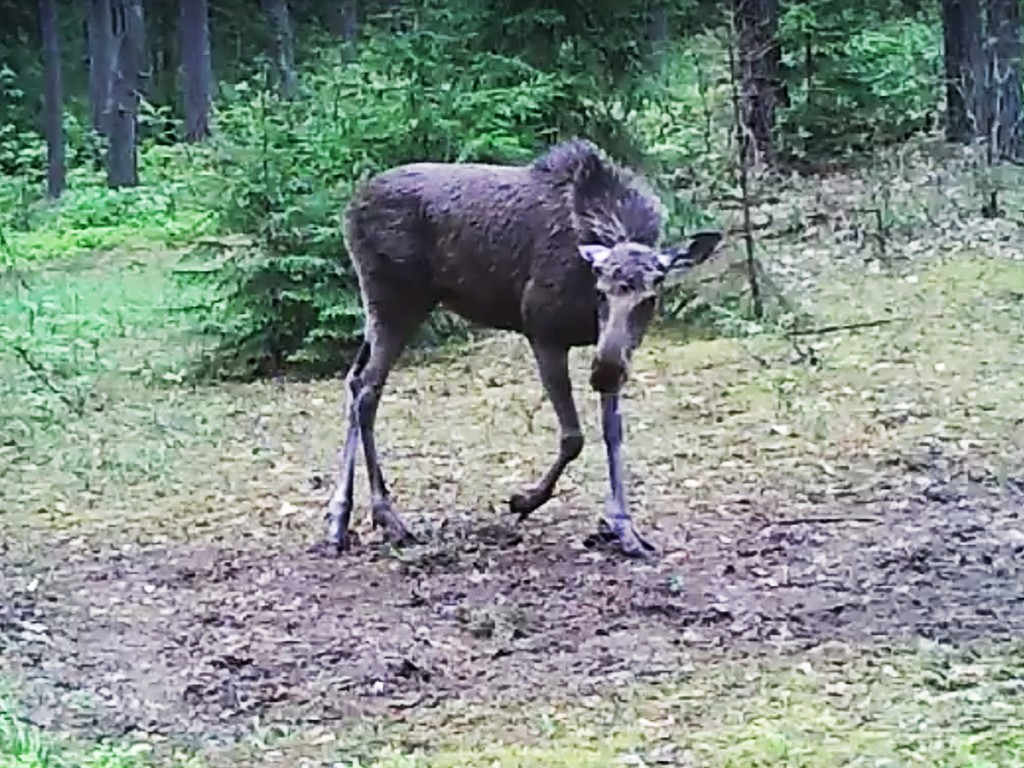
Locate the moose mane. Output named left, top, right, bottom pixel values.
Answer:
left=530, top=139, right=663, bottom=249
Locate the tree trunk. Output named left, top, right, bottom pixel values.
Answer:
left=380, top=0, right=405, bottom=35
left=180, top=0, right=211, bottom=141
left=986, top=0, right=1023, bottom=159
left=87, top=0, right=114, bottom=136
left=734, top=0, right=781, bottom=166
left=39, top=0, right=65, bottom=199
left=262, top=0, right=299, bottom=98
left=647, top=3, right=669, bottom=70
left=325, top=0, right=358, bottom=54
left=147, top=0, right=177, bottom=109
left=107, top=0, right=144, bottom=187
left=943, top=0, right=986, bottom=143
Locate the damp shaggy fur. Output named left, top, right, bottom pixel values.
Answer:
left=343, top=138, right=665, bottom=346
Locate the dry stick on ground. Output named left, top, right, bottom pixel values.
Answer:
left=760, top=515, right=882, bottom=528
left=784, top=316, right=914, bottom=365
left=9, top=344, right=86, bottom=415
left=744, top=315, right=915, bottom=369
left=788, top=316, right=914, bottom=337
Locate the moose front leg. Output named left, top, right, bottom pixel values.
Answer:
left=597, top=392, right=656, bottom=558
left=509, top=342, right=583, bottom=519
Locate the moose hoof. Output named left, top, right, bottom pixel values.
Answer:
left=509, top=488, right=551, bottom=519
left=323, top=505, right=357, bottom=554
left=585, top=518, right=659, bottom=560
left=309, top=529, right=360, bottom=558
left=371, top=501, right=418, bottom=547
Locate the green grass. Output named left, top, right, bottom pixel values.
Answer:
left=0, top=247, right=209, bottom=414
left=4, top=214, right=1024, bottom=549
left=0, top=696, right=202, bottom=768
left=0, top=247, right=220, bottom=528
left=5, top=644, right=1024, bottom=767
left=188, top=643, right=1024, bottom=767
left=0, top=144, right=216, bottom=267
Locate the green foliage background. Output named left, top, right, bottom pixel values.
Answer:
left=1, top=0, right=944, bottom=377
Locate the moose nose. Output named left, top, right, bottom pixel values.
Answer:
left=590, top=357, right=629, bottom=393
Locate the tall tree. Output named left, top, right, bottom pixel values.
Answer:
left=39, top=0, right=64, bottom=198
left=986, top=0, right=1022, bottom=159
left=943, top=0, right=1022, bottom=158
left=647, top=3, right=669, bottom=70
left=148, top=0, right=178, bottom=110
left=324, top=0, right=358, bottom=52
left=87, top=0, right=115, bottom=136
left=942, top=0, right=985, bottom=143
left=107, top=0, right=145, bottom=187
left=733, top=0, right=782, bottom=165
left=262, top=0, right=299, bottom=98
left=180, top=0, right=211, bottom=141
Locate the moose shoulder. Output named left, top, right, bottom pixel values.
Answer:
left=325, top=139, right=724, bottom=558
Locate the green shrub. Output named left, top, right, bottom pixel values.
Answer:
left=0, top=141, right=217, bottom=264
left=778, top=7, right=942, bottom=158
left=183, top=32, right=572, bottom=377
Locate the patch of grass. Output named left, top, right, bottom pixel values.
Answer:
left=4, top=243, right=1023, bottom=549
left=6, top=643, right=1024, bottom=767
left=200, top=643, right=1024, bottom=767
left=0, top=696, right=202, bottom=768
left=716, top=253, right=1024, bottom=470
left=0, top=248, right=210, bottom=414
left=0, top=145, right=217, bottom=267
left=0, top=700, right=58, bottom=768
left=0, top=249, right=221, bottom=531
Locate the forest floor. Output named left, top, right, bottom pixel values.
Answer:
left=4, top=166, right=1024, bottom=766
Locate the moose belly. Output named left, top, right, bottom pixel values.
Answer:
left=437, top=287, right=525, bottom=333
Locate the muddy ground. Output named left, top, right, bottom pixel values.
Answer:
left=3, top=466, right=1023, bottom=749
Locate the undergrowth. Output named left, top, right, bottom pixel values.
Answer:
left=0, top=145, right=216, bottom=266
left=0, top=695, right=201, bottom=768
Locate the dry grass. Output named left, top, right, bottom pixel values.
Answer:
left=4, top=247, right=1022, bottom=555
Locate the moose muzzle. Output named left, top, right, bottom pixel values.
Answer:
left=590, top=294, right=637, bottom=393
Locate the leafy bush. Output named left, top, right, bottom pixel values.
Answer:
left=778, top=7, right=942, bottom=158
left=184, top=31, right=573, bottom=377
left=0, top=142, right=217, bottom=265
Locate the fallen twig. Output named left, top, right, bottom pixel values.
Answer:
left=761, top=516, right=880, bottom=528
left=10, top=344, right=85, bottom=415
left=787, top=316, right=912, bottom=337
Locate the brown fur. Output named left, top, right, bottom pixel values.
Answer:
left=325, top=139, right=714, bottom=555
left=343, top=138, right=664, bottom=347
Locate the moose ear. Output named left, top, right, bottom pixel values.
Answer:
left=577, top=243, right=612, bottom=268
left=656, top=230, right=724, bottom=279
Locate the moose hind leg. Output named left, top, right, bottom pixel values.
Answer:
left=509, top=342, right=584, bottom=519
left=325, top=340, right=370, bottom=552
left=354, top=321, right=420, bottom=546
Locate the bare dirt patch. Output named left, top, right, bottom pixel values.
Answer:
left=3, top=471, right=1023, bottom=747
